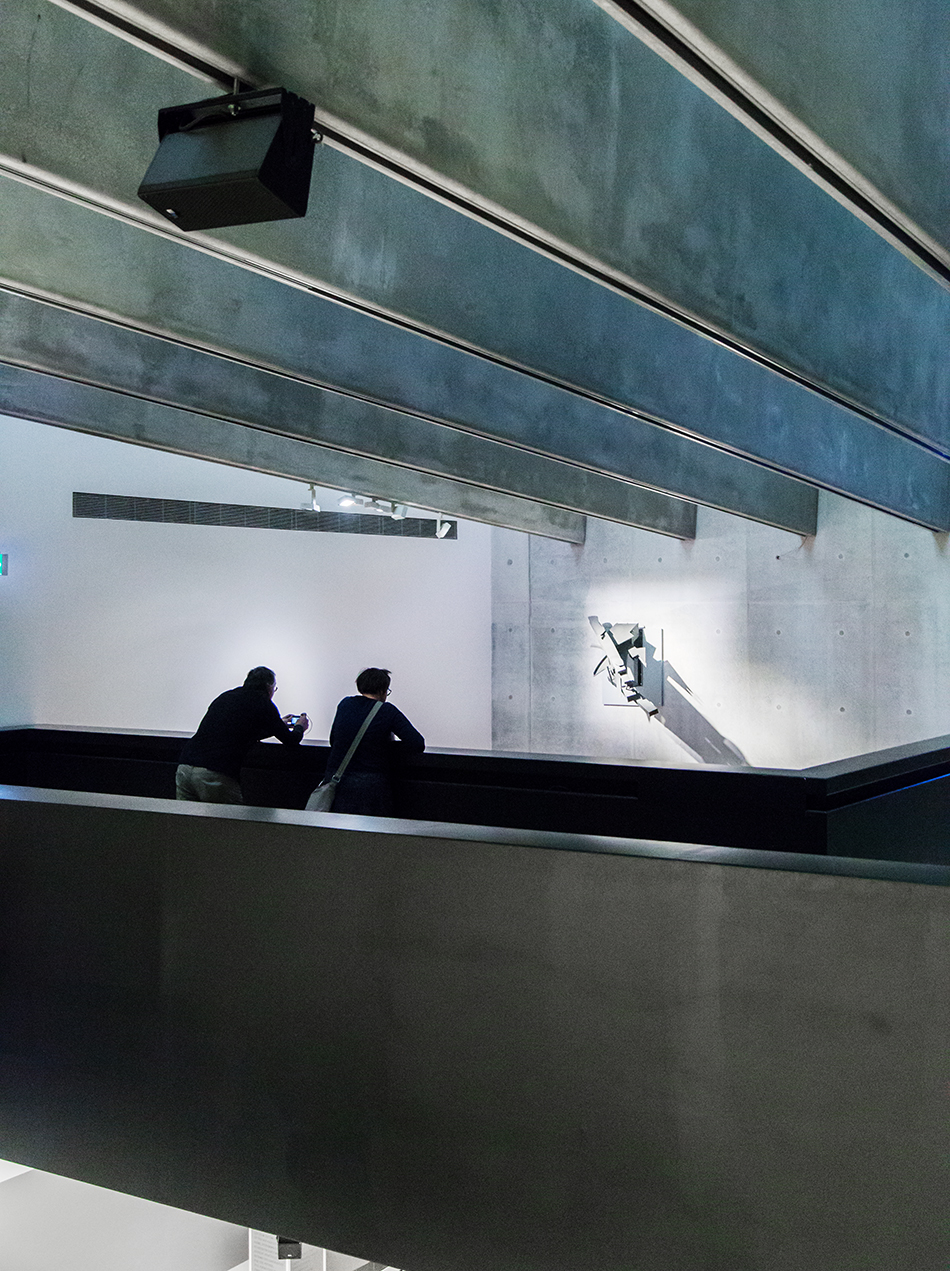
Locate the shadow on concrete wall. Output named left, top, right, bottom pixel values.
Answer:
left=657, top=664, right=748, bottom=766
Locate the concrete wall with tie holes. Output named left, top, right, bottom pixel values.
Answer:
left=492, top=490, right=950, bottom=769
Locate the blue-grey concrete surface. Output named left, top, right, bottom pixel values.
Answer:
left=5, top=164, right=941, bottom=529
left=0, top=162, right=817, bottom=531
left=4, top=1, right=950, bottom=503
left=0, top=172, right=917, bottom=530
left=661, top=0, right=950, bottom=254
left=0, top=288, right=813, bottom=534
left=14, top=0, right=950, bottom=445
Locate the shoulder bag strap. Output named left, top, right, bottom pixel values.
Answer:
left=328, top=700, right=384, bottom=786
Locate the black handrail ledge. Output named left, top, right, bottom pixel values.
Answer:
left=4, top=725, right=950, bottom=865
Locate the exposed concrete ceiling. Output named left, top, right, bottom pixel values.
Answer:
left=1, top=362, right=630, bottom=544
left=2, top=0, right=949, bottom=534
left=593, top=0, right=950, bottom=280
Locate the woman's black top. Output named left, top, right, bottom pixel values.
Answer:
left=326, top=696, right=425, bottom=777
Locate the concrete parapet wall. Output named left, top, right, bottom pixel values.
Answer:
left=0, top=787, right=947, bottom=1271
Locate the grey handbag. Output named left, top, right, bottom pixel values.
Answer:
left=305, top=700, right=383, bottom=812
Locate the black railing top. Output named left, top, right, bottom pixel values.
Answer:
left=6, top=722, right=950, bottom=783
left=4, top=725, right=950, bottom=866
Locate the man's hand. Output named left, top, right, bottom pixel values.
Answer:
left=282, top=713, right=311, bottom=732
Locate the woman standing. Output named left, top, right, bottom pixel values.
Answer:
left=323, top=667, right=424, bottom=815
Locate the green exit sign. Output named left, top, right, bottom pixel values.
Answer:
left=0, top=555, right=7, bottom=575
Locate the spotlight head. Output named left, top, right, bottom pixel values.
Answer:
left=436, top=521, right=452, bottom=538
left=338, top=495, right=356, bottom=508
left=138, top=87, right=316, bottom=231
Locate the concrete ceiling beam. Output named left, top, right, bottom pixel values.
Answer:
left=15, top=0, right=950, bottom=448
left=0, top=300, right=703, bottom=540
left=0, top=182, right=819, bottom=534
left=0, top=365, right=593, bottom=543
left=591, top=0, right=950, bottom=277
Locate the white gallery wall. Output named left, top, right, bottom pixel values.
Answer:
left=0, top=417, right=491, bottom=748
left=7, top=413, right=948, bottom=772
left=493, top=492, right=950, bottom=769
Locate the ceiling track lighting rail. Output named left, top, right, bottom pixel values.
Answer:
left=33, top=0, right=950, bottom=461
left=47, top=0, right=253, bottom=89
left=73, top=491, right=455, bottom=538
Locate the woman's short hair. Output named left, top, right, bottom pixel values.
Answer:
left=244, top=666, right=277, bottom=691
left=356, top=667, right=391, bottom=697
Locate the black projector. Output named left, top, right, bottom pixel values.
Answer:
left=137, top=87, right=316, bottom=231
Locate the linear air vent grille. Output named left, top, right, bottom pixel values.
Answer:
left=72, top=492, right=457, bottom=538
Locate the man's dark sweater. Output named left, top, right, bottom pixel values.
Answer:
left=179, top=686, right=304, bottom=780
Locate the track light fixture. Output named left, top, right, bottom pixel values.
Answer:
left=337, top=494, right=397, bottom=515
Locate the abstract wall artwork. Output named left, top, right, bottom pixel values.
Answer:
left=588, top=615, right=747, bottom=766
left=589, top=616, right=662, bottom=715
